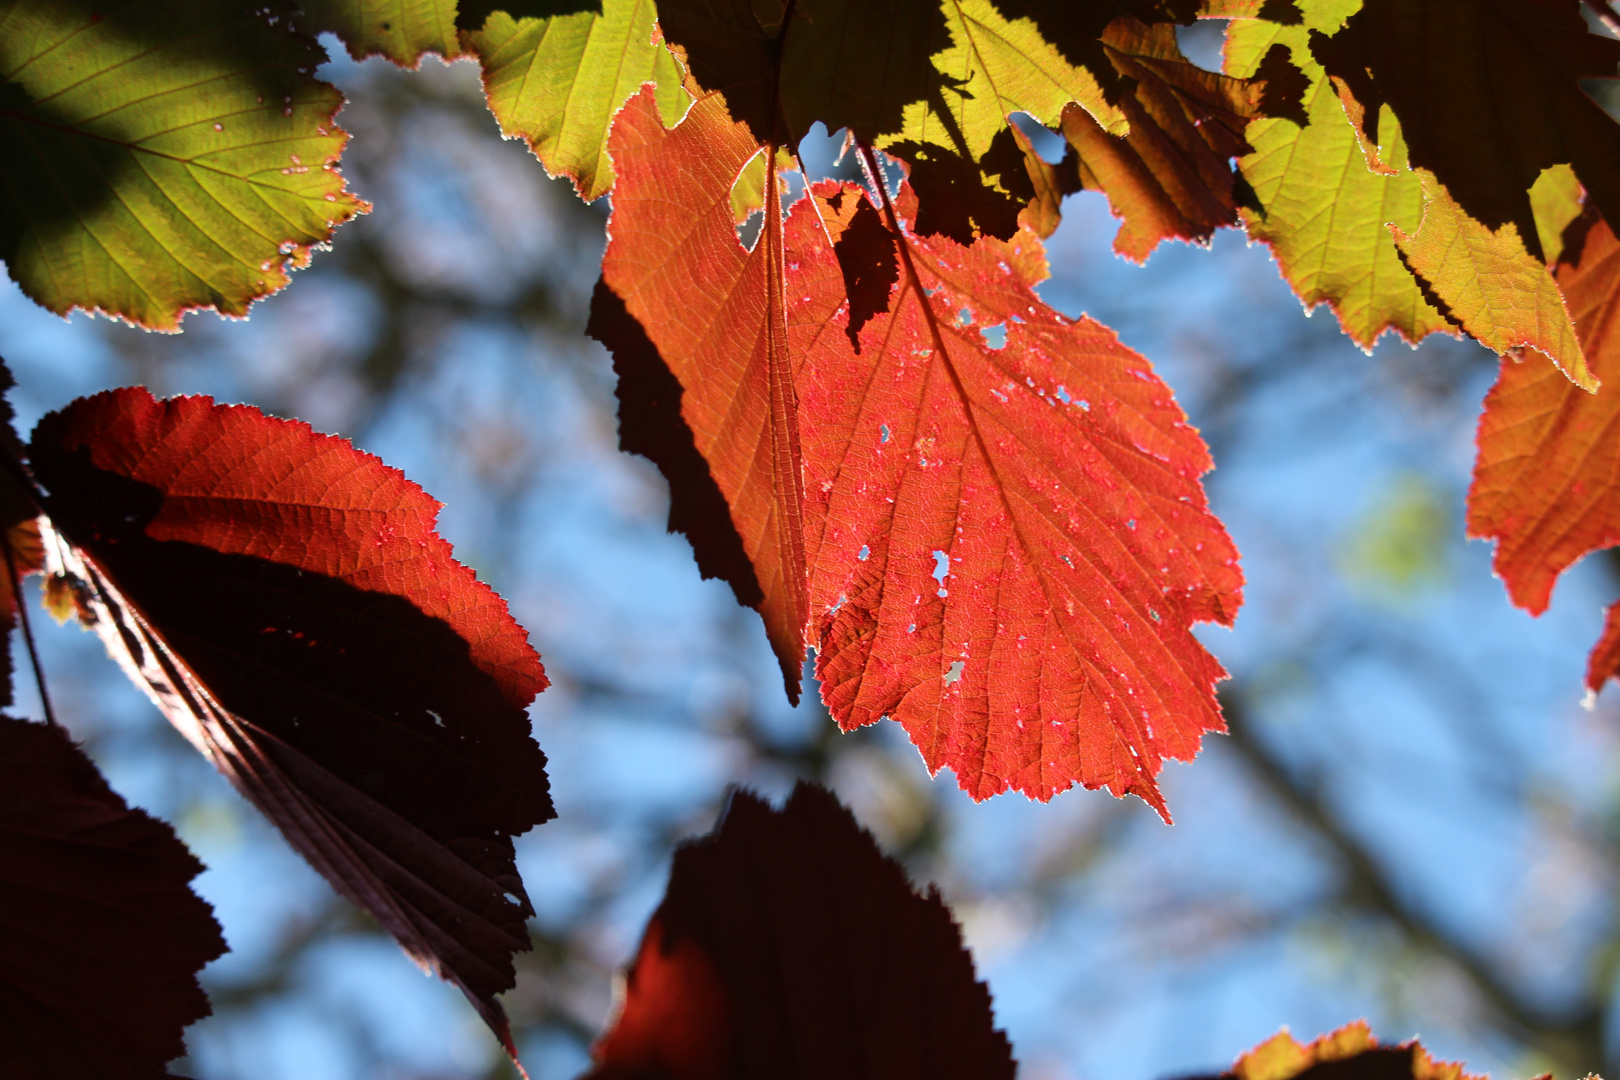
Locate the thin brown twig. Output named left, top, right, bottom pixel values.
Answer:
left=5, top=538, right=54, bottom=727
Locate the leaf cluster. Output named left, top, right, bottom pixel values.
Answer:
left=1, top=0, right=1618, bottom=1074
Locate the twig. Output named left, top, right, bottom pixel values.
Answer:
left=5, top=538, right=55, bottom=727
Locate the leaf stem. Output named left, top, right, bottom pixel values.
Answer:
left=5, top=537, right=55, bottom=728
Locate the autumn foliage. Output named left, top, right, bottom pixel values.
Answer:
left=0, top=0, right=1619, bottom=1073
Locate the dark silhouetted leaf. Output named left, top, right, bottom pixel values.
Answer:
left=588, top=278, right=765, bottom=609
left=582, top=783, right=1016, bottom=1080
left=0, top=714, right=225, bottom=1078
left=26, top=389, right=552, bottom=1053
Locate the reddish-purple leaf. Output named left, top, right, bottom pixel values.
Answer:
left=26, top=389, right=552, bottom=1052
left=0, top=715, right=225, bottom=1078
left=583, top=782, right=1015, bottom=1080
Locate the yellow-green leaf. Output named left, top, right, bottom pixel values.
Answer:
left=0, top=0, right=365, bottom=331
left=1528, top=162, right=1582, bottom=268
left=464, top=0, right=690, bottom=202
left=298, top=0, right=463, bottom=66
left=1227, top=12, right=1446, bottom=349
left=1393, top=168, right=1591, bottom=390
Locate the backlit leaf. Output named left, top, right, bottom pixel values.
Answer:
left=1308, top=0, right=1620, bottom=262
left=1470, top=209, right=1620, bottom=627
left=1062, top=19, right=1299, bottom=261
left=582, top=783, right=1016, bottom=1080
left=791, top=178, right=1241, bottom=814
left=1588, top=599, right=1620, bottom=696
left=297, top=0, right=463, bottom=65
left=26, top=389, right=552, bottom=1051
left=1225, top=8, right=1447, bottom=348
left=1220, top=1022, right=1483, bottom=1080
left=0, top=715, right=226, bottom=1078
left=0, top=0, right=366, bottom=330
left=465, top=0, right=691, bottom=202
left=596, top=88, right=808, bottom=698
left=1393, top=168, right=1590, bottom=389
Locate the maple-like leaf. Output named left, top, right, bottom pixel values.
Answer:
left=464, top=0, right=691, bottom=202
left=1471, top=209, right=1620, bottom=664
left=1215, top=1022, right=1483, bottom=1080
left=0, top=714, right=226, bottom=1078
left=595, top=88, right=808, bottom=697
left=297, top=0, right=464, bottom=65
left=0, top=0, right=366, bottom=331
left=789, top=177, right=1241, bottom=812
left=582, top=782, right=1016, bottom=1080
left=1223, top=6, right=1447, bottom=349
left=1308, top=0, right=1620, bottom=262
left=1061, top=19, right=1301, bottom=261
left=25, top=389, right=552, bottom=1051
left=1393, top=168, right=1590, bottom=389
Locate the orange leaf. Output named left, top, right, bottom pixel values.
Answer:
left=596, top=88, right=809, bottom=698
left=1468, top=209, right=1620, bottom=621
left=1226, top=1022, right=1486, bottom=1080
left=791, top=177, right=1241, bottom=815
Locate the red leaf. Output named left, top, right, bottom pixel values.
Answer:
left=26, top=389, right=552, bottom=1051
left=0, top=715, right=225, bottom=1078
left=1587, top=599, right=1620, bottom=695
left=583, top=783, right=1015, bottom=1080
left=1468, top=209, right=1620, bottom=618
left=791, top=177, right=1242, bottom=816
left=598, top=88, right=808, bottom=698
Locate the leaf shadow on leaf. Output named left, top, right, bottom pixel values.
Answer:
left=30, top=450, right=552, bottom=1048
left=587, top=278, right=766, bottom=610
left=1307, top=0, right=1620, bottom=262
left=0, top=0, right=331, bottom=308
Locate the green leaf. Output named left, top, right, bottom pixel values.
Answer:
left=1309, top=0, right=1620, bottom=263
left=465, top=0, right=690, bottom=202
left=0, top=0, right=366, bottom=331
left=1226, top=10, right=1446, bottom=349
left=1393, top=167, right=1591, bottom=390
left=297, top=0, right=464, bottom=66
